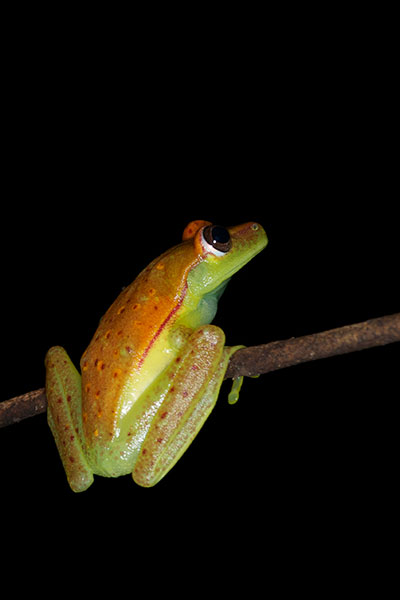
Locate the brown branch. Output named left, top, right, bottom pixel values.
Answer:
left=0, top=387, right=47, bottom=428
left=1, top=313, right=399, bottom=429
left=224, top=312, right=399, bottom=379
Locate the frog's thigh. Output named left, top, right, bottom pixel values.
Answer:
left=45, top=346, right=93, bottom=493
left=133, top=325, right=230, bottom=487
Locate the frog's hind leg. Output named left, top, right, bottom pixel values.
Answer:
left=45, top=346, right=94, bottom=492
left=132, top=325, right=239, bottom=488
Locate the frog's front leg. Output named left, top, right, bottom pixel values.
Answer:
left=133, top=325, right=240, bottom=487
left=45, top=346, right=94, bottom=492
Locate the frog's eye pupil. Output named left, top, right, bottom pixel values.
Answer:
left=202, top=225, right=232, bottom=254
left=212, top=226, right=230, bottom=245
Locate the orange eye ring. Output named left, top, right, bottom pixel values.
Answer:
left=182, top=220, right=211, bottom=241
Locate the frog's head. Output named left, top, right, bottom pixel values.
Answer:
left=183, top=220, right=268, bottom=298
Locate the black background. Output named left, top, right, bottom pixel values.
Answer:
left=1, top=12, right=398, bottom=588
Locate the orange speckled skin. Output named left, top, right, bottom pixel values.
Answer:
left=80, top=230, right=205, bottom=452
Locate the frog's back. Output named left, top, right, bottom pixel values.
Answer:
left=80, top=242, right=198, bottom=464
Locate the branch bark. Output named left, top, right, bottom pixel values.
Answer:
left=224, top=312, right=400, bottom=379
left=1, top=313, right=399, bottom=429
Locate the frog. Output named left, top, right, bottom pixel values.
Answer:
left=45, top=220, right=268, bottom=492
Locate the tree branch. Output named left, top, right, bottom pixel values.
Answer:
left=224, top=312, right=400, bottom=379
left=1, top=313, right=399, bottom=429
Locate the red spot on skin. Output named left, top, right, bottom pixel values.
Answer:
left=70, top=435, right=75, bottom=441
left=69, top=456, right=75, bottom=463
left=183, top=390, right=188, bottom=397
left=169, top=387, right=175, bottom=393
left=191, top=364, right=199, bottom=371
left=157, top=438, right=163, bottom=444
left=67, top=395, right=71, bottom=402
left=142, top=449, right=147, bottom=455
left=161, top=412, right=168, bottom=419
left=175, top=357, right=181, bottom=363
left=57, top=398, right=62, bottom=404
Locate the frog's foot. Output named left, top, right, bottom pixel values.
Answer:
left=223, top=344, right=245, bottom=405
left=227, top=376, right=244, bottom=404
left=45, top=346, right=94, bottom=492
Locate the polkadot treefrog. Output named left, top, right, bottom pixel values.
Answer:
left=45, top=220, right=267, bottom=491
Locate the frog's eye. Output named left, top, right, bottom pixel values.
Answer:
left=202, top=225, right=232, bottom=255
